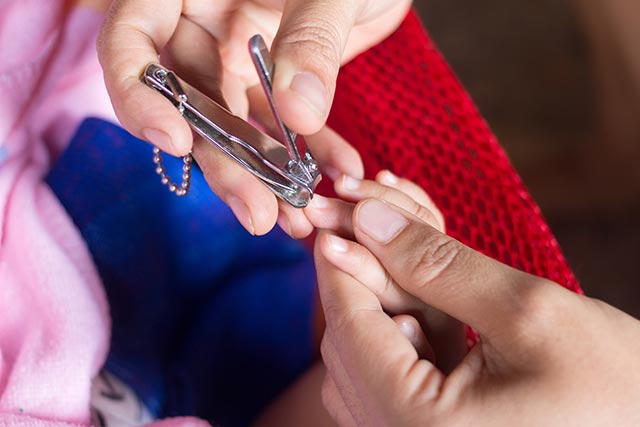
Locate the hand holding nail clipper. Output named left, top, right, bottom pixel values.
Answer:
left=98, top=0, right=411, bottom=237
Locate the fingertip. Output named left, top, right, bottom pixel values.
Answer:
left=323, top=166, right=342, bottom=183
left=376, top=170, right=399, bottom=186
left=109, top=79, right=193, bottom=156
left=394, top=315, right=419, bottom=342
left=393, top=315, right=436, bottom=363
left=304, top=194, right=330, bottom=221
left=350, top=155, right=365, bottom=180
left=278, top=205, right=315, bottom=239
left=248, top=198, right=279, bottom=236
left=307, top=193, right=331, bottom=210
left=316, top=231, right=352, bottom=273
left=272, top=48, right=334, bottom=133
left=304, top=126, right=364, bottom=180
left=305, top=194, right=355, bottom=238
left=141, top=121, right=192, bottom=157
left=273, top=83, right=328, bottom=135
left=334, top=174, right=362, bottom=196
left=317, top=229, right=332, bottom=249
left=314, top=230, right=338, bottom=274
left=291, top=70, right=330, bottom=119
left=227, top=191, right=278, bottom=236
left=227, top=196, right=256, bottom=236
left=98, top=1, right=188, bottom=154
left=303, top=194, right=326, bottom=227
left=271, top=0, right=359, bottom=135
left=141, top=127, right=188, bottom=157
left=193, top=139, right=281, bottom=235
left=318, top=232, right=367, bottom=281
left=276, top=211, right=293, bottom=237
left=375, top=171, right=446, bottom=233
left=323, top=233, right=350, bottom=256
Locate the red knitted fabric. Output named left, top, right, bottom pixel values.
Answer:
left=324, top=11, right=581, bottom=298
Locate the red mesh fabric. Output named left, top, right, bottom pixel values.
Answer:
left=324, top=10, right=581, bottom=297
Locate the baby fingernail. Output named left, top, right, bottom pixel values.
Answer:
left=324, top=166, right=342, bottom=182
left=357, top=199, right=408, bottom=244
left=380, top=170, right=399, bottom=185
left=341, top=175, right=361, bottom=191
left=309, top=194, right=329, bottom=209
left=398, top=320, right=417, bottom=342
left=326, top=234, right=349, bottom=253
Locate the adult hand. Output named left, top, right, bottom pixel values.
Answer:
left=314, top=194, right=640, bottom=426
left=305, top=171, right=467, bottom=375
left=97, top=0, right=410, bottom=237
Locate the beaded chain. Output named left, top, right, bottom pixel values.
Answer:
left=152, top=147, right=193, bottom=197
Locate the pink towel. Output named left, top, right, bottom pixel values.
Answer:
left=0, top=2, right=175, bottom=426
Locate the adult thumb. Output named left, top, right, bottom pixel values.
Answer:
left=270, top=0, right=363, bottom=135
left=351, top=198, right=559, bottom=339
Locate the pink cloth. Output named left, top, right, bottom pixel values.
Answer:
left=0, top=3, right=174, bottom=427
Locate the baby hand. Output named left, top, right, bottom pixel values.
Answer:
left=305, top=171, right=467, bottom=373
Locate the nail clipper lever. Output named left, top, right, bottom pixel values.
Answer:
left=143, top=35, right=321, bottom=208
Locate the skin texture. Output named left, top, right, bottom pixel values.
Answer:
left=258, top=171, right=466, bottom=427
left=96, top=0, right=411, bottom=238
left=311, top=183, right=640, bottom=426
left=91, top=2, right=640, bottom=424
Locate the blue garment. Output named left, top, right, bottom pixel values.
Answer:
left=47, top=118, right=316, bottom=427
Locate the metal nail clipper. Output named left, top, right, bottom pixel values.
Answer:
left=143, top=35, right=321, bottom=208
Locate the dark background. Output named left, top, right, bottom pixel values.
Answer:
left=414, top=0, right=640, bottom=316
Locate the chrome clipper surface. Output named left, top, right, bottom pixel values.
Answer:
left=143, top=35, right=321, bottom=208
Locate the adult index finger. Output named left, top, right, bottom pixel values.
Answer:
left=97, top=0, right=192, bottom=155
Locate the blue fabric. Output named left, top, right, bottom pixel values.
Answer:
left=46, top=118, right=316, bottom=427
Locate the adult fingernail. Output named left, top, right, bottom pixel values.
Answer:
left=228, top=196, right=255, bottom=235
left=290, top=72, right=328, bottom=118
left=326, top=234, right=349, bottom=254
left=357, top=199, right=408, bottom=244
left=142, top=128, right=174, bottom=153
